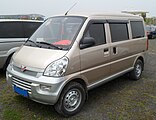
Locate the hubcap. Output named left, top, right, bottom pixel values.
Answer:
left=64, top=89, right=82, bottom=112
left=135, top=64, right=142, bottom=77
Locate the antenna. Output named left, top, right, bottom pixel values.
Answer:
left=65, top=2, right=77, bottom=15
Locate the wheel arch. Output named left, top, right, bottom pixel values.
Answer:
left=55, top=78, right=88, bottom=105
left=135, top=56, right=144, bottom=70
left=3, top=47, right=19, bottom=69
left=63, top=78, right=88, bottom=95
left=3, top=52, right=14, bottom=71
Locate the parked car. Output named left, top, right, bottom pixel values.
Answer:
left=6, top=13, right=148, bottom=117
left=0, top=19, right=43, bottom=70
left=146, top=25, right=156, bottom=39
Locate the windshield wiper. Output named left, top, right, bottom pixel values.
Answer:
left=25, top=40, right=39, bottom=47
left=36, top=41, right=63, bottom=50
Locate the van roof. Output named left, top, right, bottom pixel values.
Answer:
left=53, top=12, right=143, bottom=19
left=0, top=19, right=43, bottom=22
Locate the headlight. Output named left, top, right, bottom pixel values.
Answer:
left=43, top=57, right=69, bottom=77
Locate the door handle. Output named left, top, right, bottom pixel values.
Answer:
left=113, top=47, right=117, bottom=54
left=104, top=48, right=109, bottom=52
left=103, top=48, right=109, bottom=56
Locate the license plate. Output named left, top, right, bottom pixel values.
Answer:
left=14, top=86, right=28, bottom=97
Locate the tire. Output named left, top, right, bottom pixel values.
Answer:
left=151, top=35, right=154, bottom=39
left=148, top=35, right=152, bottom=39
left=129, top=59, right=143, bottom=80
left=54, top=82, right=86, bottom=117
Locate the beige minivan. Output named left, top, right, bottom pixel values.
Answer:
left=6, top=13, right=148, bottom=117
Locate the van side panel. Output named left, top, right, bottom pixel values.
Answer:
left=108, top=18, right=147, bottom=75
left=110, top=38, right=146, bottom=75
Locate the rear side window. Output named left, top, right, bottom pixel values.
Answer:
left=84, top=23, right=106, bottom=46
left=109, top=23, right=129, bottom=42
left=0, top=22, right=24, bottom=38
left=130, top=21, right=145, bottom=39
left=23, top=22, right=42, bottom=38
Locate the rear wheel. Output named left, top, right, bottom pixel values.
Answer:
left=129, top=59, right=143, bottom=80
left=54, top=82, right=86, bottom=117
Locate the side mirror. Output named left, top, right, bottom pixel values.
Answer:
left=80, top=37, right=95, bottom=49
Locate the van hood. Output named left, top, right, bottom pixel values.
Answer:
left=13, top=46, right=68, bottom=69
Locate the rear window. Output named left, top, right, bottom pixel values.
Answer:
left=109, top=23, right=129, bottom=42
left=0, top=22, right=24, bottom=38
left=0, top=21, right=42, bottom=38
left=130, top=21, right=145, bottom=39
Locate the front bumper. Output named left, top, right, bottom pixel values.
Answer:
left=6, top=64, right=66, bottom=105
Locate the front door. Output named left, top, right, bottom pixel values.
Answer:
left=80, top=21, right=111, bottom=85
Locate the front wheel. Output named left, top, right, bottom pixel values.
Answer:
left=54, top=82, right=86, bottom=117
left=129, top=59, right=143, bottom=80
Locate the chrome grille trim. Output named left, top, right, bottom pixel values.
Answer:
left=13, top=65, right=38, bottom=77
left=12, top=77, right=32, bottom=93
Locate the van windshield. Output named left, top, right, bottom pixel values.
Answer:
left=28, top=16, right=86, bottom=50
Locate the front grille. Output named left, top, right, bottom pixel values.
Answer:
left=12, top=77, right=32, bottom=93
left=13, top=65, right=38, bottom=77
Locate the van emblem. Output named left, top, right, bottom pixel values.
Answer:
left=21, top=65, right=27, bottom=72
